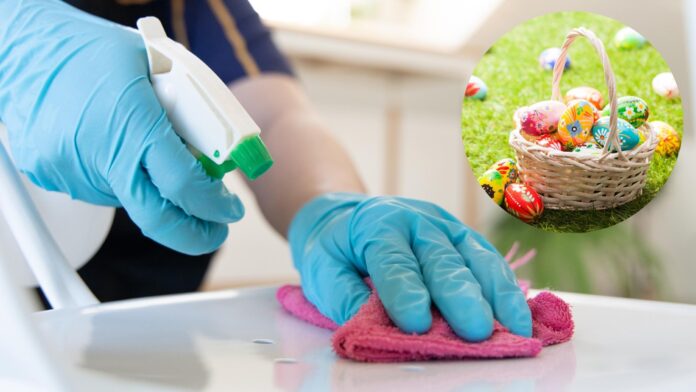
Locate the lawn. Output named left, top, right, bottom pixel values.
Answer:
left=461, top=12, right=683, bottom=232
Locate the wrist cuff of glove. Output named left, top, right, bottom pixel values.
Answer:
left=288, top=192, right=367, bottom=268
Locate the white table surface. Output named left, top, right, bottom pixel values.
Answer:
left=34, top=287, right=696, bottom=391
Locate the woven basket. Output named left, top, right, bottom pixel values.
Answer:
left=509, top=27, right=658, bottom=211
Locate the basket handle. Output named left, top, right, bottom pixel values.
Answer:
left=551, top=27, right=624, bottom=156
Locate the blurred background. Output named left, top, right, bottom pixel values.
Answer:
left=206, top=0, right=696, bottom=305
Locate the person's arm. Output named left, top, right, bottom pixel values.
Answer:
left=231, top=75, right=365, bottom=235
left=176, top=0, right=532, bottom=341
left=0, top=0, right=243, bottom=255
left=230, top=75, right=531, bottom=341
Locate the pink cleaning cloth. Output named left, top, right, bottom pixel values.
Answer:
left=276, top=244, right=573, bottom=362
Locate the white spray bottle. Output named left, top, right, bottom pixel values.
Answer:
left=136, top=17, right=273, bottom=180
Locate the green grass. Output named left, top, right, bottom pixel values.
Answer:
left=462, top=12, right=683, bottom=232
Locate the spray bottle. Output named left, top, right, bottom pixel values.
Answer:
left=136, top=17, right=272, bottom=180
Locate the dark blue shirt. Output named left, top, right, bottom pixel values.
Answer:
left=66, top=0, right=294, bottom=84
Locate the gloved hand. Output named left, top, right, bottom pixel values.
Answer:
left=0, top=0, right=243, bottom=254
left=289, top=193, right=532, bottom=341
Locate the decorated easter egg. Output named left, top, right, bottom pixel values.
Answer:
left=536, top=134, right=563, bottom=150
left=652, top=72, right=679, bottom=99
left=601, top=96, right=649, bottom=128
left=478, top=169, right=506, bottom=205
left=614, top=27, right=647, bottom=50
left=557, top=99, right=595, bottom=149
left=565, top=86, right=604, bottom=110
left=539, top=48, right=570, bottom=71
left=572, top=142, right=602, bottom=156
left=516, top=101, right=566, bottom=137
left=504, top=183, right=544, bottom=223
left=465, top=76, right=487, bottom=100
left=489, top=158, right=519, bottom=184
left=591, top=116, right=640, bottom=152
left=651, top=121, right=681, bottom=156
left=637, top=127, right=647, bottom=145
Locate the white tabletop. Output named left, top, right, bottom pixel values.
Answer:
left=34, top=287, right=696, bottom=391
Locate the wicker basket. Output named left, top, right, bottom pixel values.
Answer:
left=509, top=27, right=658, bottom=211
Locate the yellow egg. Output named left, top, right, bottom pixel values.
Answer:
left=488, top=158, right=519, bottom=184
left=478, top=169, right=507, bottom=205
left=651, top=121, right=681, bottom=156
left=557, top=99, right=595, bottom=149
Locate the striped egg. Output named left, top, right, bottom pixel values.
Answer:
left=504, top=184, right=544, bottom=223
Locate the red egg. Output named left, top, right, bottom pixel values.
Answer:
left=504, top=184, right=544, bottom=223
left=535, top=134, right=563, bottom=150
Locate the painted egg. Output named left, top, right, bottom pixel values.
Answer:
left=465, top=75, right=487, bottom=100
left=489, top=158, right=519, bottom=184
left=478, top=169, right=506, bottom=205
left=535, top=134, right=563, bottom=151
left=539, top=48, right=570, bottom=71
left=557, top=99, right=595, bottom=149
left=637, top=127, right=647, bottom=145
left=652, top=72, right=679, bottom=99
left=591, top=116, right=640, bottom=152
left=565, top=86, right=604, bottom=110
left=516, top=100, right=566, bottom=137
left=614, top=27, right=647, bottom=50
left=572, top=142, right=602, bottom=156
left=504, top=183, right=544, bottom=223
left=601, top=96, right=649, bottom=128
left=651, top=121, right=681, bottom=156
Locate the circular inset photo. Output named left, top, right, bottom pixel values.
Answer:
left=462, top=11, right=683, bottom=232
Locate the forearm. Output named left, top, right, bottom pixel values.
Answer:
left=230, top=74, right=366, bottom=236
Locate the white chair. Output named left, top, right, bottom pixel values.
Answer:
left=0, top=130, right=179, bottom=391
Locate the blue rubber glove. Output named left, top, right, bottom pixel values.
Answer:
left=289, top=193, right=532, bottom=341
left=0, top=0, right=243, bottom=254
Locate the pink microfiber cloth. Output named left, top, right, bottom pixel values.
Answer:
left=276, top=243, right=574, bottom=362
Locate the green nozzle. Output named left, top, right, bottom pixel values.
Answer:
left=197, top=135, right=273, bottom=180
left=229, top=135, right=274, bottom=180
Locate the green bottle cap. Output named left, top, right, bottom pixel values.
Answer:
left=229, top=135, right=274, bottom=180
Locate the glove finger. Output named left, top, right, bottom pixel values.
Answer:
left=142, top=115, right=244, bottom=224
left=111, top=162, right=229, bottom=255
left=300, top=252, right=371, bottom=325
left=362, top=229, right=432, bottom=334
left=454, top=230, right=532, bottom=338
left=413, top=221, right=494, bottom=342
